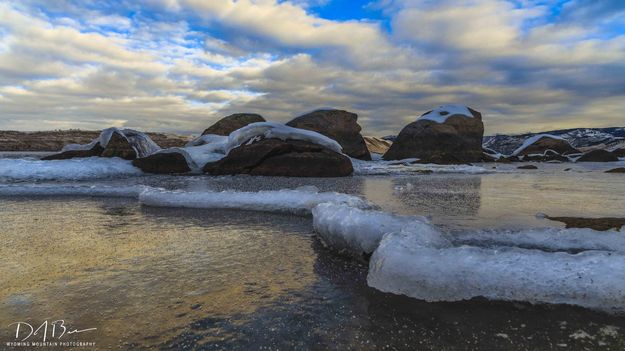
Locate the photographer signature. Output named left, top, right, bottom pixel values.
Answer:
left=8, top=320, right=96, bottom=343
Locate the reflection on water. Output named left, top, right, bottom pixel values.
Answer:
left=2, top=165, right=625, bottom=349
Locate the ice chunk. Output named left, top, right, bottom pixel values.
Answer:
left=185, top=134, right=228, bottom=148
left=511, top=134, right=566, bottom=156
left=0, top=157, right=142, bottom=181
left=419, top=105, right=474, bottom=124
left=368, top=231, right=625, bottom=312
left=139, top=186, right=370, bottom=216
left=62, top=127, right=160, bottom=157
left=0, top=184, right=143, bottom=198
left=453, top=228, right=625, bottom=253
left=226, top=122, right=343, bottom=154
left=312, top=203, right=446, bottom=256
left=351, top=158, right=492, bottom=175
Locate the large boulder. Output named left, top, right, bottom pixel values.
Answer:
left=132, top=152, right=191, bottom=174
left=383, top=105, right=484, bottom=163
left=286, top=109, right=371, bottom=160
left=41, top=128, right=160, bottom=161
left=512, top=134, right=578, bottom=157
left=202, top=113, right=266, bottom=136
left=612, top=148, right=625, bottom=157
left=576, top=149, right=619, bottom=162
left=364, top=136, right=392, bottom=155
left=203, top=138, right=353, bottom=177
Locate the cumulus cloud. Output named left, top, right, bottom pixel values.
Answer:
left=0, top=0, right=624, bottom=136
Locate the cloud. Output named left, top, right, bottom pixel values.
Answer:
left=0, top=0, right=624, bottom=136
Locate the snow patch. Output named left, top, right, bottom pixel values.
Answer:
left=419, top=105, right=474, bottom=124
left=156, top=135, right=228, bottom=171
left=368, top=231, right=625, bottom=312
left=226, top=122, right=343, bottom=154
left=0, top=157, right=143, bottom=181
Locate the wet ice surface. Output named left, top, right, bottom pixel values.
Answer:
left=1, top=158, right=625, bottom=349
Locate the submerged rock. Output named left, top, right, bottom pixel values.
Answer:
left=546, top=216, right=625, bottom=231
left=383, top=105, right=484, bottom=164
left=202, top=113, right=266, bottom=136
left=517, top=165, right=538, bottom=169
left=203, top=138, right=353, bottom=177
left=606, top=167, right=625, bottom=173
left=576, top=149, right=619, bottom=162
left=286, top=109, right=371, bottom=160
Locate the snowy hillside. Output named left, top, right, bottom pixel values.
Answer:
left=483, top=127, right=625, bottom=155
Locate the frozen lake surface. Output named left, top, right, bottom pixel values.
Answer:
left=1, top=156, right=625, bottom=349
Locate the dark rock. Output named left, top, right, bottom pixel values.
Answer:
left=606, top=167, right=625, bottom=173
left=203, top=138, right=353, bottom=177
left=546, top=216, right=625, bottom=231
left=514, top=136, right=579, bottom=156
left=202, top=113, right=266, bottom=136
left=517, top=165, right=538, bottom=169
left=383, top=106, right=484, bottom=164
left=41, top=143, right=104, bottom=160
left=101, top=131, right=136, bottom=160
left=132, top=152, right=191, bottom=174
left=286, top=110, right=371, bottom=160
left=612, top=148, right=625, bottom=157
left=576, top=149, right=619, bottom=162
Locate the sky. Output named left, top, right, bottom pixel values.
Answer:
left=0, top=0, right=624, bottom=136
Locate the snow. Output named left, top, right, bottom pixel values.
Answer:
left=156, top=135, right=228, bottom=171
left=139, top=186, right=370, bottom=216
left=368, top=230, right=625, bottom=312
left=312, top=203, right=443, bottom=256
left=351, top=158, right=492, bottom=175
left=512, top=134, right=566, bottom=156
left=0, top=157, right=143, bottom=181
left=62, top=127, right=161, bottom=157
left=419, top=104, right=474, bottom=124
left=453, top=228, right=625, bottom=253
left=225, top=122, right=343, bottom=154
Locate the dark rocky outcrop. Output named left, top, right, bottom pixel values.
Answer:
left=513, top=135, right=579, bottom=157
left=383, top=106, right=484, bottom=164
left=202, top=113, right=266, bottom=136
left=132, top=152, right=191, bottom=174
left=612, top=148, right=625, bottom=157
left=203, top=138, right=353, bottom=177
left=606, top=167, right=625, bottom=173
left=286, top=110, right=370, bottom=160
left=42, top=143, right=104, bottom=160
left=517, top=165, right=538, bottom=169
left=546, top=216, right=625, bottom=231
left=100, top=131, right=137, bottom=160
left=576, top=149, right=619, bottom=162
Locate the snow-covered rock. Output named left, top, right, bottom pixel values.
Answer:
left=383, top=105, right=484, bottom=163
left=511, top=134, right=578, bottom=157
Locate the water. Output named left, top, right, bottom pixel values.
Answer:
left=1, top=160, right=625, bottom=349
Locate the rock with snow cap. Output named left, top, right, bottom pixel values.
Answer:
left=383, top=105, right=484, bottom=163
left=286, top=109, right=371, bottom=160
left=512, top=134, right=579, bottom=157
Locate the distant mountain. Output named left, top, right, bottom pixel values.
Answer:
left=483, top=127, right=625, bottom=155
